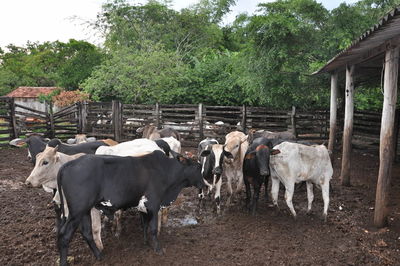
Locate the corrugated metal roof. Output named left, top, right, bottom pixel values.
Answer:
left=314, top=6, right=400, bottom=75
left=6, top=87, right=61, bottom=98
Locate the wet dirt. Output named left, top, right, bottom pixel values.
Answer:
left=1, top=147, right=400, bottom=265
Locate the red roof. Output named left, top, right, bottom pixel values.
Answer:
left=6, top=87, right=61, bottom=98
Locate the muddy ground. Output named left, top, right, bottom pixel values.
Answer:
left=1, top=146, right=400, bottom=265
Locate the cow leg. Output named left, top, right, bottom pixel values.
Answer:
left=271, top=177, right=280, bottom=208
left=244, top=177, right=251, bottom=211
left=264, top=175, right=269, bottom=200
left=80, top=212, right=102, bottom=260
left=149, top=210, right=162, bottom=254
left=226, top=176, right=233, bottom=207
left=140, top=213, right=150, bottom=245
left=284, top=182, right=296, bottom=218
left=214, top=177, right=223, bottom=214
left=90, top=208, right=103, bottom=251
left=112, top=210, right=123, bottom=238
left=251, top=181, right=261, bottom=215
left=306, top=182, right=314, bottom=214
left=58, top=217, right=81, bottom=266
left=197, top=188, right=205, bottom=213
left=321, top=181, right=330, bottom=221
left=236, top=170, right=244, bottom=194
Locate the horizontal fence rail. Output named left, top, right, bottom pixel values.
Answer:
left=0, top=97, right=399, bottom=157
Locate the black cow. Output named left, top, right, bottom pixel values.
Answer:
left=243, top=139, right=279, bottom=215
left=56, top=151, right=205, bottom=266
left=47, top=139, right=108, bottom=155
left=10, top=135, right=49, bottom=164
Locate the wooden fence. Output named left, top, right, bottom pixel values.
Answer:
left=0, top=97, right=399, bottom=156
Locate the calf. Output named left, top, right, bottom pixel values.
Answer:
left=24, top=146, right=104, bottom=250
left=243, top=140, right=279, bottom=214
left=57, top=151, right=205, bottom=265
left=269, top=142, right=333, bottom=220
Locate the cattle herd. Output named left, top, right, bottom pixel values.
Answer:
left=9, top=126, right=333, bottom=266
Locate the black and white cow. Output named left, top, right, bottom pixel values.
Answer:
left=199, top=142, right=233, bottom=213
left=243, top=139, right=280, bottom=214
left=56, top=151, right=205, bottom=266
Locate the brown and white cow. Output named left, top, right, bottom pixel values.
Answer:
left=269, top=142, right=332, bottom=220
left=199, top=132, right=248, bottom=212
left=138, top=125, right=181, bottom=141
left=223, top=131, right=249, bottom=201
left=25, top=146, right=104, bottom=251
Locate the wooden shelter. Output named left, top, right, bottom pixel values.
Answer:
left=314, top=7, right=400, bottom=227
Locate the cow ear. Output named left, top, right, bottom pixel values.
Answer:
left=53, top=145, right=59, bottom=153
left=245, top=151, right=256, bottom=160
left=271, top=149, right=280, bottom=155
left=200, top=150, right=211, bottom=157
left=9, top=138, right=26, bottom=147
left=223, top=150, right=233, bottom=159
left=267, top=141, right=273, bottom=149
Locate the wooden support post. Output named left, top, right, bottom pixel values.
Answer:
left=328, top=72, right=338, bottom=152
left=340, top=65, right=355, bottom=186
left=9, top=98, right=18, bottom=139
left=155, top=102, right=160, bottom=129
left=81, top=101, right=88, bottom=133
left=393, top=109, right=400, bottom=162
left=241, top=104, right=247, bottom=133
left=290, top=106, right=297, bottom=138
left=112, top=100, right=122, bottom=142
left=198, top=103, right=204, bottom=140
left=374, top=46, right=399, bottom=228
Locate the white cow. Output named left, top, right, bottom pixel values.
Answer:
left=25, top=146, right=104, bottom=251
left=269, top=142, right=333, bottom=220
left=223, top=131, right=249, bottom=202
left=161, top=136, right=181, bottom=154
left=95, top=138, right=162, bottom=156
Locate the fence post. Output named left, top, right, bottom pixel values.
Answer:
left=81, top=101, right=88, bottom=133
left=241, top=104, right=247, bottom=133
left=112, top=100, right=122, bottom=142
left=291, top=106, right=297, bottom=138
left=394, top=109, right=400, bottom=162
left=48, top=109, right=55, bottom=139
left=155, top=102, right=160, bottom=129
left=9, top=98, right=18, bottom=139
left=198, top=103, right=204, bottom=139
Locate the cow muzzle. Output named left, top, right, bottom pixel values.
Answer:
left=212, top=167, right=222, bottom=175
left=260, top=169, right=270, bottom=176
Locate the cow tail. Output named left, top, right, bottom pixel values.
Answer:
left=57, top=166, right=67, bottom=232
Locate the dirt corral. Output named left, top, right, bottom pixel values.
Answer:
left=1, top=147, right=400, bottom=265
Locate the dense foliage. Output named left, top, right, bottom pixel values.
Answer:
left=1, top=0, right=400, bottom=109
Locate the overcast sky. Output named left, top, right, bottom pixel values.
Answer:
left=0, top=0, right=358, bottom=49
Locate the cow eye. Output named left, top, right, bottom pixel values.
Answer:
left=42, top=161, right=48, bottom=166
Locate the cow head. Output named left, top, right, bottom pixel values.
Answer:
left=177, top=155, right=206, bottom=189
left=25, top=146, right=61, bottom=188
left=245, top=144, right=280, bottom=177
left=200, top=144, right=233, bottom=188
left=224, top=134, right=248, bottom=163
left=10, top=135, right=49, bottom=164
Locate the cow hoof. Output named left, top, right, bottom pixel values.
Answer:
left=154, top=247, right=164, bottom=255
left=95, top=252, right=103, bottom=261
